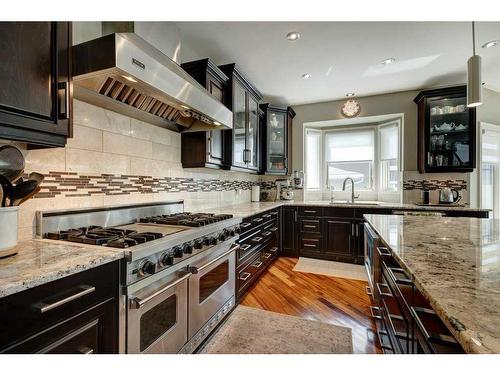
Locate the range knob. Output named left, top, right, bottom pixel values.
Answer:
left=140, top=260, right=156, bottom=276
left=203, top=237, right=211, bottom=246
left=218, top=232, right=227, bottom=242
left=183, top=243, right=193, bottom=254
left=194, top=240, right=203, bottom=250
left=210, top=237, right=218, bottom=245
left=235, top=226, right=241, bottom=234
left=228, top=229, right=236, bottom=237
left=173, top=247, right=183, bottom=258
left=160, top=253, right=174, bottom=266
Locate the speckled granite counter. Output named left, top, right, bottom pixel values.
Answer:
left=212, top=200, right=489, bottom=218
left=0, top=240, right=124, bottom=299
left=364, top=214, right=500, bottom=354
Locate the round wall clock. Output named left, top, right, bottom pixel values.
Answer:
left=341, top=99, right=361, bottom=118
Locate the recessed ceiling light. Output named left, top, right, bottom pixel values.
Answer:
left=213, top=121, right=221, bottom=126
left=482, top=40, right=500, bottom=48
left=301, top=73, right=312, bottom=79
left=346, top=93, right=355, bottom=97
left=286, top=31, right=301, bottom=41
left=381, top=57, right=396, bottom=65
left=121, top=75, right=137, bottom=83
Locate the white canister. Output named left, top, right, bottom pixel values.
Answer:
left=251, top=185, right=260, bottom=202
left=0, top=206, right=19, bottom=258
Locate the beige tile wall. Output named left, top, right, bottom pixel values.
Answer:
left=1, top=100, right=258, bottom=241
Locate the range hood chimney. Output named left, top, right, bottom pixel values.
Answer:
left=72, top=24, right=232, bottom=132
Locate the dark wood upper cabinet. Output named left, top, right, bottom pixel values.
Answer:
left=260, top=104, right=295, bottom=175
left=0, top=22, right=72, bottom=147
left=219, top=63, right=263, bottom=173
left=414, top=86, right=476, bottom=173
left=180, top=58, right=229, bottom=169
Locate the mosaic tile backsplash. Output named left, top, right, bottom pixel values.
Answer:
left=402, top=179, right=467, bottom=191
left=33, top=171, right=257, bottom=199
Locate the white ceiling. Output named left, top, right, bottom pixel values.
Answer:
left=176, top=22, right=500, bottom=106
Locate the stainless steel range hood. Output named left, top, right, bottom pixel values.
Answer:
left=72, top=33, right=232, bottom=132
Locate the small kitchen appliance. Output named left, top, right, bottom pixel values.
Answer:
left=439, top=188, right=461, bottom=204
left=293, top=170, right=304, bottom=189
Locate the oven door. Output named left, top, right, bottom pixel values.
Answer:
left=188, top=243, right=237, bottom=339
left=127, top=270, right=190, bottom=354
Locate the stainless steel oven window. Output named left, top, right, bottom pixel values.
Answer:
left=139, top=294, right=177, bottom=352
left=199, top=260, right=229, bottom=303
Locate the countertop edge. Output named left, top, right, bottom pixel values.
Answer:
left=363, top=214, right=488, bottom=354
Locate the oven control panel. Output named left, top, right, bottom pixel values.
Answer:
left=127, top=224, right=241, bottom=284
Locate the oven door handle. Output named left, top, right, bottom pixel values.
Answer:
left=130, top=271, right=192, bottom=309
left=196, top=245, right=239, bottom=273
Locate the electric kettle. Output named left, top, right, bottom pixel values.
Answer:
left=439, top=188, right=461, bottom=204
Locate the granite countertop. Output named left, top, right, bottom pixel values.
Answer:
left=212, top=200, right=489, bottom=219
left=0, top=240, right=124, bottom=299
left=364, top=214, right=500, bottom=354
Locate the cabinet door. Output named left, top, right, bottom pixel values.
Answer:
left=281, top=208, right=298, bottom=257
left=323, top=219, right=354, bottom=258
left=232, top=81, right=247, bottom=167
left=207, top=74, right=225, bottom=166
left=0, top=22, right=71, bottom=146
left=246, top=95, right=260, bottom=170
left=266, top=110, right=287, bottom=174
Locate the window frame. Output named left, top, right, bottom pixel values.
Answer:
left=304, top=128, right=323, bottom=191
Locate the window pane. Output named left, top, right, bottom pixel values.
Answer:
left=380, top=159, right=399, bottom=191
left=306, top=131, right=321, bottom=190
left=481, top=163, right=494, bottom=210
left=325, top=130, right=374, bottom=162
left=327, top=161, right=372, bottom=190
left=380, top=125, right=398, bottom=160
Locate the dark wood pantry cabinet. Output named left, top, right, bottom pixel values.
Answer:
left=0, top=261, right=119, bottom=354
left=219, top=64, right=263, bottom=173
left=0, top=22, right=72, bottom=147
left=181, top=58, right=229, bottom=169
left=260, top=104, right=295, bottom=175
left=414, top=86, right=476, bottom=173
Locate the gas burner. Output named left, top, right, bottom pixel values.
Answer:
left=139, top=212, right=233, bottom=227
left=45, top=226, right=163, bottom=248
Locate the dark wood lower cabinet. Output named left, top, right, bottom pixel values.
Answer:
left=281, top=207, right=298, bottom=257
left=0, top=261, right=119, bottom=354
left=323, top=219, right=354, bottom=258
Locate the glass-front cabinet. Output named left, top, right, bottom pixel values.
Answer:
left=219, top=63, right=263, bottom=173
left=414, top=86, right=476, bottom=173
left=260, top=104, right=295, bottom=175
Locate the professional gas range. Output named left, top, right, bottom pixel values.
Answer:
left=36, top=201, right=242, bottom=354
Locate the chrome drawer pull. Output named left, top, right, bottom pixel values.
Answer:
left=253, top=261, right=263, bottom=268
left=370, top=306, right=382, bottom=320
left=253, top=218, right=263, bottom=223
left=240, top=272, right=251, bottom=281
left=269, top=227, right=278, bottom=232
left=262, top=253, right=271, bottom=259
left=303, top=225, right=317, bottom=229
left=78, top=347, right=94, bottom=355
left=240, top=244, right=252, bottom=251
left=252, top=236, right=263, bottom=243
left=240, top=222, right=251, bottom=228
left=34, top=285, right=96, bottom=314
left=303, top=243, right=317, bottom=248
left=262, top=214, right=271, bottom=219
left=262, top=231, right=272, bottom=237
left=269, top=247, right=278, bottom=253
left=377, top=247, right=391, bottom=257
left=270, top=211, right=278, bottom=215
left=376, top=282, right=393, bottom=298
left=366, top=285, right=373, bottom=296
left=303, top=210, right=317, bottom=214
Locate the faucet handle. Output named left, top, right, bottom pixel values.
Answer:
left=354, top=194, right=360, bottom=200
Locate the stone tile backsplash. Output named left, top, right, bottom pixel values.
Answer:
left=2, top=99, right=259, bottom=241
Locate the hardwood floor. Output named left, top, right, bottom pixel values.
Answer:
left=240, top=257, right=381, bottom=354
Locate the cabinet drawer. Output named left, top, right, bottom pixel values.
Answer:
left=0, top=261, right=119, bottom=351
left=323, top=207, right=355, bottom=218
left=299, top=207, right=323, bottom=217
left=300, top=219, right=321, bottom=233
left=237, top=252, right=261, bottom=295
left=3, top=298, right=116, bottom=353
left=298, top=236, right=321, bottom=251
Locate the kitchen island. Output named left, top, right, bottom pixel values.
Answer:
left=364, top=214, right=500, bottom=354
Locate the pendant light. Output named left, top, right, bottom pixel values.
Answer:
left=467, top=21, right=483, bottom=107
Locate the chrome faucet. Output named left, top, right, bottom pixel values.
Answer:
left=342, top=177, right=359, bottom=203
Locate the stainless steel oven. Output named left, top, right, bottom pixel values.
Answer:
left=127, top=269, right=191, bottom=354
left=188, top=243, right=237, bottom=339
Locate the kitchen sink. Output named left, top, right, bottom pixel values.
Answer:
left=330, top=201, right=381, bottom=206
